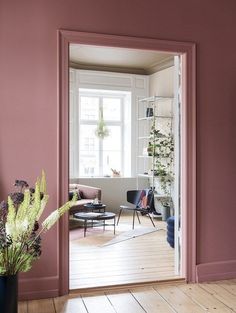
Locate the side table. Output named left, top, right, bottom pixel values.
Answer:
left=83, top=203, right=106, bottom=213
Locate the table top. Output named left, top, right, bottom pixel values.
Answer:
left=84, top=203, right=106, bottom=209
left=74, top=211, right=115, bottom=221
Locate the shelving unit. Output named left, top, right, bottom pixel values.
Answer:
left=136, top=95, right=174, bottom=215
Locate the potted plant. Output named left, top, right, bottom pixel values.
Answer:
left=0, top=171, right=76, bottom=313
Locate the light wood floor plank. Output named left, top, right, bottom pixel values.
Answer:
left=70, top=274, right=180, bottom=289
left=54, top=296, right=87, bottom=313
left=81, top=293, right=116, bottom=313
left=18, top=301, right=28, bottom=313
left=28, top=299, right=55, bottom=313
left=21, top=280, right=236, bottom=313
left=130, top=286, right=176, bottom=313
left=199, top=283, right=236, bottom=311
left=106, top=291, right=145, bottom=313
left=215, top=279, right=236, bottom=296
left=71, top=266, right=175, bottom=279
left=154, top=285, right=206, bottom=313
left=70, top=218, right=176, bottom=289
left=179, top=283, right=234, bottom=312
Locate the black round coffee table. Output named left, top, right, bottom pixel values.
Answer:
left=74, top=212, right=116, bottom=237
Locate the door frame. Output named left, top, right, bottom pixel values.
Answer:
left=58, top=29, right=196, bottom=295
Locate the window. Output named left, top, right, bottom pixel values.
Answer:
left=78, top=89, right=131, bottom=177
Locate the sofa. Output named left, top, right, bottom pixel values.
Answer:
left=69, top=184, right=102, bottom=215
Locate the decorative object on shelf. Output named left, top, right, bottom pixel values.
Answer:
left=146, top=107, right=153, bottom=117
left=0, top=171, right=76, bottom=313
left=95, top=107, right=109, bottom=139
left=111, top=168, right=121, bottom=177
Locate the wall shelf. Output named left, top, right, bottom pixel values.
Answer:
left=136, top=95, right=174, bottom=208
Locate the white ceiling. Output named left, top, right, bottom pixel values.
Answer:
left=70, top=44, right=175, bottom=74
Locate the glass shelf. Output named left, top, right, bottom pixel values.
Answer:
left=138, top=96, right=174, bottom=102
left=138, top=115, right=173, bottom=121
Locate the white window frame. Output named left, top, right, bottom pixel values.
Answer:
left=78, top=89, right=126, bottom=178
left=69, top=68, right=149, bottom=179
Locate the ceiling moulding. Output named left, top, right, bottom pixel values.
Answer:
left=69, top=62, right=148, bottom=75
left=146, top=56, right=174, bottom=74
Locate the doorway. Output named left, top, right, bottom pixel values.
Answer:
left=58, top=30, right=196, bottom=295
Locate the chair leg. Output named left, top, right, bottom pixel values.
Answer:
left=147, top=212, right=156, bottom=227
left=136, top=211, right=141, bottom=224
left=117, top=208, right=123, bottom=225
left=132, top=210, right=135, bottom=229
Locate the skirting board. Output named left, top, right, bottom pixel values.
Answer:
left=196, top=259, right=236, bottom=282
left=19, top=276, right=59, bottom=300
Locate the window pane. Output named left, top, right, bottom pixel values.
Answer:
left=103, top=151, right=121, bottom=177
left=103, top=98, right=121, bottom=121
left=79, top=125, right=99, bottom=177
left=103, top=126, right=121, bottom=151
left=80, top=96, right=99, bottom=120
left=103, top=126, right=121, bottom=176
left=80, top=155, right=99, bottom=177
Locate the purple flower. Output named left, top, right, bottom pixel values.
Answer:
left=0, top=201, right=8, bottom=222
left=33, top=221, right=39, bottom=232
left=14, top=180, right=29, bottom=188
left=10, top=192, right=24, bottom=207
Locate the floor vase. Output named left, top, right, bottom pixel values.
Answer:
left=0, top=274, right=18, bottom=313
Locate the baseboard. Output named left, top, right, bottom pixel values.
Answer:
left=196, top=259, right=236, bottom=282
left=19, top=276, right=59, bottom=300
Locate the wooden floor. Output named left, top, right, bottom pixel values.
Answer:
left=19, top=279, right=236, bottom=313
left=69, top=213, right=178, bottom=289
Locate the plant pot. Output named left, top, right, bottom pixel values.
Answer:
left=0, top=274, right=18, bottom=313
left=162, top=206, right=170, bottom=221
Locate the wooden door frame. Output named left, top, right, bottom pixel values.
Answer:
left=58, top=30, right=196, bottom=295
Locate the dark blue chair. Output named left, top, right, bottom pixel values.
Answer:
left=116, top=190, right=156, bottom=229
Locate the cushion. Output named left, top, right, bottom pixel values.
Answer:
left=69, top=190, right=82, bottom=200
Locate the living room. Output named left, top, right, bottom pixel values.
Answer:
left=68, top=43, right=182, bottom=289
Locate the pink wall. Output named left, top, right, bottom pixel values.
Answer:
left=1, top=0, right=236, bottom=298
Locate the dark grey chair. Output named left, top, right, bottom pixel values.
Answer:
left=116, top=190, right=156, bottom=229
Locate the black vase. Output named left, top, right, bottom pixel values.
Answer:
left=0, top=274, right=18, bottom=313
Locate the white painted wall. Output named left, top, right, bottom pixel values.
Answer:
left=149, top=66, right=174, bottom=118
left=149, top=66, right=174, bottom=97
left=70, top=177, right=149, bottom=213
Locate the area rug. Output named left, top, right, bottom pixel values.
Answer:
left=101, top=226, right=159, bottom=246
left=69, top=221, right=160, bottom=243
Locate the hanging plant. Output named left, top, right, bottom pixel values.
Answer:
left=95, top=107, right=109, bottom=139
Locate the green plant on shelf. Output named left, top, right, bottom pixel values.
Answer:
left=149, top=124, right=174, bottom=196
